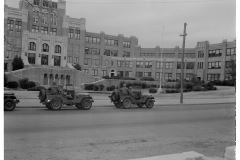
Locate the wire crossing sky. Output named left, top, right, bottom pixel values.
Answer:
left=5, top=0, right=236, bottom=48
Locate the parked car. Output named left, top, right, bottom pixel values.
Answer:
left=109, top=88, right=155, bottom=109
left=38, top=84, right=94, bottom=110
left=27, top=86, right=46, bottom=91
left=4, top=92, right=20, bottom=111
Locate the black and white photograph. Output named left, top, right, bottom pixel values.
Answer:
left=3, top=0, right=237, bottom=159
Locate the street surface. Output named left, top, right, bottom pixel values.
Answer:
left=5, top=103, right=235, bottom=160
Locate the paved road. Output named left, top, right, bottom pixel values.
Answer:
left=5, top=103, right=235, bottom=160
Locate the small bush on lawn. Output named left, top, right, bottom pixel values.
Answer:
left=212, top=86, right=217, bottom=90
left=19, top=78, right=29, bottom=89
left=27, top=81, right=36, bottom=88
left=193, top=86, right=201, bottom=91
left=106, top=85, right=115, bottom=91
left=133, top=82, right=141, bottom=87
left=201, top=87, right=207, bottom=91
left=7, top=81, right=18, bottom=88
left=93, top=85, right=99, bottom=91
left=99, top=84, right=105, bottom=91
left=140, top=77, right=155, bottom=81
left=149, top=88, right=157, bottom=93
left=85, top=84, right=94, bottom=90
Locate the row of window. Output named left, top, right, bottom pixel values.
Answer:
left=84, top=58, right=100, bottom=66
left=209, top=49, right=222, bottom=57
left=85, top=47, right=100, bottom=55
left=33, top=0, right=58, bottom=9
left=69, top=29, right=81, bottom=39
left=104, top=50, right=118, bottom=57
left=28, top=42, right=61, bottom=53
left=198, top=50, right=204, bottom=58
left=32, top=25, right=57, bottom=35
left=177, top=62, right=195, bottom=69
left=67, top=56, right=79, bottom=64
left=32, top=10, right=57, bottom=25
left=7, top=19, right=22, bottom=31
left=197, top=62, right=204, bottom=69
left=226, top=48, right=236, bottom=56
left=28, top=53, right=61, bottom=66
left=208, top=61, right=221, bottom=69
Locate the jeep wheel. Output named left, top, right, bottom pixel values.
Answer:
left=81, top=99, right=92, bottom=110
left=50, top=98, right=62, bottom=110
left=39, top=89, right=46, bottom=101
left=122, top=98, right=131, bottom=109
left=75, top=103, right=82, bottom=109
left=145, top=99, right=154, bottom=109
left=137, top=103, right=144, bottom=108
left=4, top=100, right=16, bottom=111
left=114, top=102, right=122, bottom=108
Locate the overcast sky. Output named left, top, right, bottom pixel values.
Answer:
left=5, top=0, right=236, bottom=48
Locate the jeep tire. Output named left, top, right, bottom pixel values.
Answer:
left=4, top=99, right=16, bottom=111
left=81, top=99, right=92, bottom=110
left=50, top=98, right=62, bottom=110
left=145, top=99, right=154, bottom=109
left=75, top=103, right=82, bottom=109
left=114, top=102, right=122, bottom=108
left=39, top=89, right=46, bottom=101
left=122, top=98, right=132, bottom=109
left=137, top=103, right=144, bottom=108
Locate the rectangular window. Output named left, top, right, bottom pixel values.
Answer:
left=92, top=48, right=100, bottom=55
left=84, top=58, right=91, bottom=65
left=197, top=62, right=204, bottom=69
left=176, top=73, right=181, bottom=80
left=145, top=61, right=152, bottom=68
left=69, top=29, right=74, bottom=38
left=198, top=50, right=204, bottom=58
left=104, top=50, right=110, bottom=56
left=125, top=61, right=132, bottom=67
left=33, top=0, right=40, bottom=5
left=41, top=27, right=48, bottom=34
left=85, top=48, right=92, bottom=54
left=92, top=59, right=100, bottom=66
left=136, top=72, right=143, bottom=78
left=186, top=62, right=194, bottom=69
left=32, top=25, right=39, bottom=32
left=156, top=61, right=163, bottom=69
left=136, top=61, right=144, bottom=68
left=117, top=60, right=124, bottom=67
left=73, top=57, right=79, bottom=64
left=209, top=49, right=222, bottom=57
left=54, top=56, right=61, bottom=66
left=123, top=51, right=130, bottom=57
left=84, top=69, right=89, bottom=74
left=50, top=28, right=57, bottom=35
left=86, top=36, right=100, bottom=44
left=118, top=71, right=124, bottom=77
left=52, top=2, right=57, bottom=9
left=105, top=39, right=118, bottom=46
left=67, top=56, right=72, bottom=63
left=208, top=61, right=221, bottom=69
left=123, top=41, right=130, bottom=48
left=76, top=30, right=80, bottom=39
left=41, top=54, right=48, bottom=65
left=144, top=72, right=152, bottom=77
left=125, top=71, right=132, bottom=78
left=28, top=53, right=36, bottom=64
left=4, top=63, right=8, bottom=71
left=111, top=50, right=118, bottom=57
left=101, top=70, right=107, bottom=76
left=165, top=62, right=173, bottom=69
left=207, top=74, right=220, bottom=81
left=15, top=21, right=22, bottom=31
left=43, top=0, right=49, bottom=7
left=155, top=72, right=160, bottom=80
left=7, top=19, right=14, bottom=30
left=164, top=73, right=172, bottom=80
left=92, top=69, right=98, bottom=76
left=226, top=48, right=236, bottom=56
left=32, top=11, right=39, bottom=23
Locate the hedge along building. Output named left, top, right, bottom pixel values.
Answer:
left=4, top=0, right=236, bottom=86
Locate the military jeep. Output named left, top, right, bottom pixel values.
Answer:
left=38, top=84, right=94, bottom=110
left=109, top=88, right=155, bottom=109
left=4, top=92, right=20, bottom=111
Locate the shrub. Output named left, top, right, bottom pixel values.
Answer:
left=133, top=82, right=141, bottom=86
left=12, top=56, right=24, bottom=71
left=7, top=81, right=18, bottom=88
left=151, top=84, right=157, bottom=88
left=93, top=85, right=99, bottom=91
left=27, top=81, right=36, bottom=88
left=212, top=86, right=217, bottom=90
left=201, top=87, right=207, bottom=91
left=99, top=84, right=105, bottom=91
left=149, top=88, right=157, bottom=93
left=193, top=86, right=201, bottom=91
left=140, top=77, right=155, bottom=81
left=73, top=63, right=81, bottom=70
left=85, top=84, right=94, bottom=90
left=186, top=83, right=193, bottom=90
left=141, top=82, right=147, bottom=89
left=106, top=85, right=115, bottom=91
left=19, top=78, right=29, bottom=89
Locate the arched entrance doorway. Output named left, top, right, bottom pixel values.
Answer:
left=109, top=69, right=116, bottom=77
left=43, top=73, right=48, bottom=85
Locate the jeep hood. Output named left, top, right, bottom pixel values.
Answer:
left=76, top=93, right=90, bottom=96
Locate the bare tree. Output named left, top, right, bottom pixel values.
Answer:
left=225, top=56, right=236, bottom=92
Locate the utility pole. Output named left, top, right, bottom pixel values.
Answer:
left=158, top=26, right=164, bottom=93
left=180, top=23, right=187, bottom=104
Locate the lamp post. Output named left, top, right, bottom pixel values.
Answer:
left=158, top=26, right=164, bottom=93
